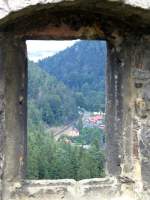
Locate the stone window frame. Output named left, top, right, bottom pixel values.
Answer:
left=1, top=4, right=148, bottom=199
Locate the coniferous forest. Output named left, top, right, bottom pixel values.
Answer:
left=27, top=40, right=106, bottom=180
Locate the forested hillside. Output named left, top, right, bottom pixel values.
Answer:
left=28, top=61, right=78, bottom=128
left=39, top=41, right=106, bottom=112
left=27, top=41, right=106, bottom=180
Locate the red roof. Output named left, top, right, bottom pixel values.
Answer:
left=88, top=115, right=103, bottom=123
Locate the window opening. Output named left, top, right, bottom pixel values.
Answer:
left=26, top=40, right=107, bottom=180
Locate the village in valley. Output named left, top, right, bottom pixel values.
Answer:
left=48, top=110, right=106, bottom=149
left=81, top=111, right=105, bottom=130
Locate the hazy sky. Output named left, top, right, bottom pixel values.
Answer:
left=26, top=40, right=79, bottom=62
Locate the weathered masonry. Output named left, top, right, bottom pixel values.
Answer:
left=0, top=0, right=150, bottom=200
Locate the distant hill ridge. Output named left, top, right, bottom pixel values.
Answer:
left=38, top=40, right=106, bottom=112
left=28, top=41, right=106, bottom=128
left=38, top=40, right=106, bottom=92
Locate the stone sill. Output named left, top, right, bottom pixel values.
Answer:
left=12, top=177, right=119, bottom=200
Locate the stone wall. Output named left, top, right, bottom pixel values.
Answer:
left=131, top=38, right=150, bottom=189
left=0, top=35, right=5, bottom=200
left=133, top=68, right=150, bottom=188
left=0, top=35, right=27, bottom=200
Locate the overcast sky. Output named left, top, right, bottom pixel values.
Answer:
left=26, top=40, right=79, bottom=62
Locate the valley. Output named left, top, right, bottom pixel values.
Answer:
left=27, top=40, right=106, bottom=180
